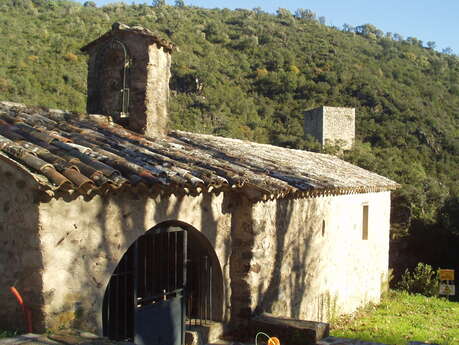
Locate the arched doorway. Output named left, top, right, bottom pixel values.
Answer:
left=102, top=221, right=223, bottom=345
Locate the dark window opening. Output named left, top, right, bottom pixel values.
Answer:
left=362, top=204, right=369, bottom=240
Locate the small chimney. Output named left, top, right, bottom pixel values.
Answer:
left=304, top=106, right=355, bottom=150
left=81, top=23, right=174, bottom=137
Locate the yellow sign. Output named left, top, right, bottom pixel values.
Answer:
left=439, top=269, right=455, bottom=281
left=439, top=283, right=455, bottom=296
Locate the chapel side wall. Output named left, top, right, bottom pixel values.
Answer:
left=37, top=190, right=233, bottom=333
left=0, top=161, right=43, bottom=331
left=250, top=191, right=390, bottom=321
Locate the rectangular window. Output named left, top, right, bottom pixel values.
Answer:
left=362, top=204, right=369, bottom=240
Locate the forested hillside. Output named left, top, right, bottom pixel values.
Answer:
left=1, top=0, right=458, bottom=241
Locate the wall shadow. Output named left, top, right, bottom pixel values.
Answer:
left=0, top=164, right=44, bottom=332
left=255, top=197, right=327, bottom=321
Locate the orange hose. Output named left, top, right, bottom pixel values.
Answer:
left=10, top=287, right=33, bottom=333
left=10, top=287, right=24, bottom=305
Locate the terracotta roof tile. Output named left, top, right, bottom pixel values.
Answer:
left=80, top=22, right=175, bottom=53
left=0, top=101, right=399, bottom=200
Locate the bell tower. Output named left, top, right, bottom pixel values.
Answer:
left=81, top=23, right=174, bottom=137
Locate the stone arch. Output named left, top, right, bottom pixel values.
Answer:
left=101, top=220, right=224, bottom=342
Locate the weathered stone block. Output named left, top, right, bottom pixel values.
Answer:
left=250, top=314, right=329, bottom=345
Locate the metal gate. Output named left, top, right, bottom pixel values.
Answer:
left=186, top=256, right=214, bottom=325
left=103, top=226, right=187, bottom=345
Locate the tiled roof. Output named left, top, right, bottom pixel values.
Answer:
left=80, top=22, right=175, bottom=53
left=0, top=101, right=399, bottom=200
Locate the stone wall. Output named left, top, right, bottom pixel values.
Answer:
left=323, top=107, right=355, bottom=150
left=0, top=160, right=43, bottom=331
left=37, top=189, right=235, bottom=333
left=247, top=191, right=390, bottom=322
left=144, top=44, right=171, bottom=138
left=304, top=106, right=355, bottom=150
left=303, top=107, right=323, bottom=144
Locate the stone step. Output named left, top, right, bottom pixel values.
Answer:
left=250, top=314, right=330, bottom=345
left=185, top=321, right=225, bottom=345
left=204, top=341, right=253, bottom=345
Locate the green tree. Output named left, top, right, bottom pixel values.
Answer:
left=426, top=41, right=436, bottom=49
left=152, top=0, right=166, bottom=7
left=442, top=47, right=453, bottom=55
left=294, top=8, right=315, bottom=21
left=276, top=8, right=292, bottom=18
left=174, top=0, right=185, bottom=7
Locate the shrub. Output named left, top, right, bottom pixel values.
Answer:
left=289, top=64, right=300, bottom=73
left=0, top=78, right=10, bottom=92
left=256, top=68, right=268, bottom=78
left=64, top=53, right=78, bottom=62
left=397, top=262, right=440, bottom=296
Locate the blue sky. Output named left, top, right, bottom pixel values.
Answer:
left=76, top=0, right=459, bottom=54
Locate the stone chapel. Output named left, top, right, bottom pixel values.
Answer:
left=0, top=23, right=399, bottom=345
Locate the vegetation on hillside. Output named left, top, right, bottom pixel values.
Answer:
left=0, top=0, right=458, bottom=245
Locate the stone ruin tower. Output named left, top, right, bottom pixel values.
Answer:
left=304, top=106, right=355, bottom=150
left=81, top=22, right=174, bottom=137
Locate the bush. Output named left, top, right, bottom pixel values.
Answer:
left=397, top=262, right=440, bottom=296
left=64, top=52, right=78, bottom=62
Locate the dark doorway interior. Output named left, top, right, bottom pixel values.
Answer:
left=186, top=229, right=224, bottom=325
